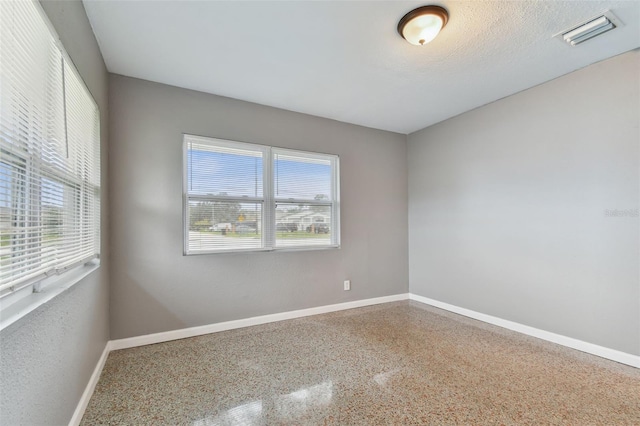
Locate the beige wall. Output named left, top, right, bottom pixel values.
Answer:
left=108, top=74, right=408, bottom=339
left=0, top=1, right=110, bottom=424
left=408, top=50, right=640, bottom=356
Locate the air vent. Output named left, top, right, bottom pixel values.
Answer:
left=557, top=11, right=622, bottom=46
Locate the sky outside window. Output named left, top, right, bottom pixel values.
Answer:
left=274, top=153, right=331, bottom=200
left=187, top=146, right=263, bottom=197
left=188, top=147, right=332, bottom=200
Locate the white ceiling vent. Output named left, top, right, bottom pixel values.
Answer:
left=557, top=11, right=622, bottom=46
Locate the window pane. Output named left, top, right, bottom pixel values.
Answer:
left=187, top=141, right=263, bottom=198
left=275, top=203, right=332, bottom=248
left=274, top=151, right=332, bottom=201
left=187, top=200, right=262, bottom=252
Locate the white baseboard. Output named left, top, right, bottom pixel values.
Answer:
left=68, top=343, right=110, bottom=426
left=109, top=293, right=410, bottom=351
left=409, top=293, right=640, bottom=368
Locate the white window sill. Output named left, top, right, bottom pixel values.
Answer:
left=0, top=261, right=100, bottom=332
left=186, top=244, right=341, bottom=256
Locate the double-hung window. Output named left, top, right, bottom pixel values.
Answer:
left=0, top=0, right=101, bottom=299
left=183, top=134, right=339, bottom=254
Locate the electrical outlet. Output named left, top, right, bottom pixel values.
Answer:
left=344, top=280, right=351, bottom=291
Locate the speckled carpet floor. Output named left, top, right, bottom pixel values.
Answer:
left=81, top=301, right=640, bottom=425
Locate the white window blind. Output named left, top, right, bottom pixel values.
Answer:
left=184, top=135, right=339, bottom=254
left=0, top=0, right=100, bottom=294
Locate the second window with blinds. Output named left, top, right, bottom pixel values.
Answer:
left=184, top=135, right=340, bottom=254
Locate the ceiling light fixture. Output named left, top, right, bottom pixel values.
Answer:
left=397, top=5, right=449, bottom=46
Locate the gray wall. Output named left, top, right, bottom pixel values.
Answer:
left=408, top=50, right=639, bottom=356
left=109, top=74, right=408, bottom=339
left=0, top=1, right=110, bottom=424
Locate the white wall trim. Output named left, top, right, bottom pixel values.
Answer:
left=109, top=293, right=410, bottom=351
left=409, top=293, right=640, bottom=368
left=68, top=343, right=111, bottom=426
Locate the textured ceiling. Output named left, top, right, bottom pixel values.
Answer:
left=83, top=1, right=640, bottom=134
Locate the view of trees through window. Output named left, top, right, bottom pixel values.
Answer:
left=189, top=200, right=241, bottom=231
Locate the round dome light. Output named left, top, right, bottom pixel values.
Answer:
left=397, top=5, right=449, bottom=46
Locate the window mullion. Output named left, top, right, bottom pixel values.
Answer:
left=274, top=198, right=333, bottom=206
left=187, top=194, right=265, bottom=204
left=331, top=156, right=340, bottom=246
left=26, top=151, right=43, bottom=285
left=264, top=148, right=275, bottom=249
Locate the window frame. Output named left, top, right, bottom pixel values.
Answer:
left=0, top=0, right=101, bottom=319
left=183, top=134, right=340, bottom=255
